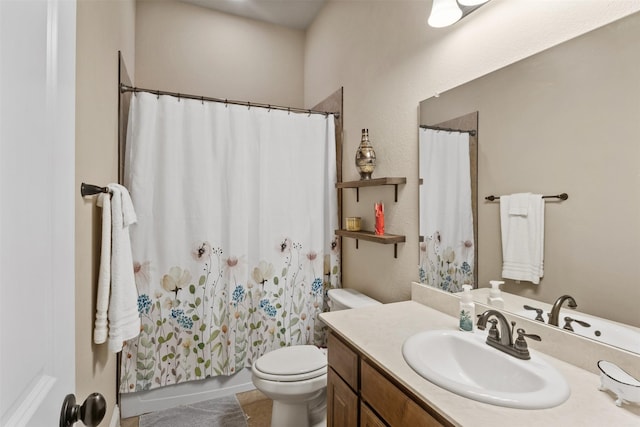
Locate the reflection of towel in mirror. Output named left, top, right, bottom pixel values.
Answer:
left=500, top=193, right=544, bottom=284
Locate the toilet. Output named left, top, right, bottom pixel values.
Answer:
left=251, top=288, right=381, bottom=427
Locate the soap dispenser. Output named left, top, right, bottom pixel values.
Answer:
left=459, top=285, right=475, bottom=332
left=487, top=280, right=505, bottom=309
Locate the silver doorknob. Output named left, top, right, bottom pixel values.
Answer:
left=59, top=393, right=106, bottom=427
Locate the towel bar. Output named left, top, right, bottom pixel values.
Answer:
left=485, top=193, right=568, bottom=202
left=81, top=183, right=110, bottom=197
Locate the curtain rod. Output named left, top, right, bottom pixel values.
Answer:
left=485, top=193, right=569, bottom=201
left=420, top=125, right=477, bottom=137
left=120, top=84, right=340, bottom=118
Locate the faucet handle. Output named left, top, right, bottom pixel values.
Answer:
left=514, top=328, right=541, bottom=360
left=562, top=316, right=591, bottom=332
left=486, top=319, right=499, bottom=341
left=523, top=305, right=545, bottom=322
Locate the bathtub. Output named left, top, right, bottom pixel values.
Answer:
left=119, top=367, right=255, bottom=418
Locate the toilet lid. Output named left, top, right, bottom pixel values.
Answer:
left=253, top=345, right=327, bottom=382
left=328, top=288, right=381, bottom=309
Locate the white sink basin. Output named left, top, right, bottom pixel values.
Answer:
left=516, top=309, right=640, bottom=354
left=402, top=330, right=570, bottom=409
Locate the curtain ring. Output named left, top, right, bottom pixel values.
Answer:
left=268, top=105, right=271, bottom=112
left=156, top=90, right=160, bottom=99
left=288, top=107, right=290, bottom=115
left=247, top=102, right=251, bottom=110
left=308, top=109, right=311, bottom=117
left=177, top=93, right=181, bottom=102
left=225, top=99, right=228, bottom=108
left=201, top=96, right=204, bottom=105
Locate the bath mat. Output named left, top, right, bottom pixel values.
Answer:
left=139, top=395, right=248, bottom=427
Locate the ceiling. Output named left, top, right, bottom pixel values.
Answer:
left=180, top=0, right=328, bottom=30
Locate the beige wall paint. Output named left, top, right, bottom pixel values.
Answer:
left=304, top=1, right=640, bottom=305
left=76, top=0, right=135, bottom=422
left=135, top=0, right=305, bottom=107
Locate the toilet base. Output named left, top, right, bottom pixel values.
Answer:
left=270, top=389, right=326, bottom=427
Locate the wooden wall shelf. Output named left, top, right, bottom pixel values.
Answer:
left=336, top=229, right=405, bottom=258
left=336, top=177, right=406, bottom=202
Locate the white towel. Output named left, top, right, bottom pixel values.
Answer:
left=93, top=184, right=141, bottom=353
left=508, top=193, right=529, bottom=216
left=500, top=193, right=544, bottom=284
left=93, top=192, right=111, bottom=344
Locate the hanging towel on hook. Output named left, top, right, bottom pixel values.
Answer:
left=500, top=193, right=545, bottom=284
left=93, top=184, right=141, bottom=353
left=94, top=192, right=111, bottom=345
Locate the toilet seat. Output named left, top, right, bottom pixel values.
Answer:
left=253, top=345, right=327, bottom=382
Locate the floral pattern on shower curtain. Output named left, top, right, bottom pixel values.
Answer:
left=119, top=92, right=339, bottom=392
left=418, top=128, right=474, bottom=292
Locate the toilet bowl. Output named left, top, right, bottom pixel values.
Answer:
left=250, top=288, right=380, bottom=427
left=252, top=345, right=327, bottom=427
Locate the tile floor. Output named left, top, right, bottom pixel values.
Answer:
left=120, top=389, right=273, bottom=427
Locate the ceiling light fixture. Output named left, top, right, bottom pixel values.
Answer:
left=428, top=0, right=462, bottom=28
left=428, top=0, right=490, bottom=28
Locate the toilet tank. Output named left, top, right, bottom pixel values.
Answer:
left=327, top=288, right=381, bottom=311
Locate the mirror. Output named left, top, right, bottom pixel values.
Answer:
left=418, top=11, right=640, bottom=353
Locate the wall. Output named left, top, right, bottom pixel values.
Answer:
left=135, top=0, right=305, bottom=106
left=304, top=0, right=640, bottom=305
left=76, top=0, right=136, bottom=423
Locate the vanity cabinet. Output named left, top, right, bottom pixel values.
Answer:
left=327, top=331, right=450, bottom=427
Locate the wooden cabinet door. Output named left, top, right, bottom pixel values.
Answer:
left=361, top=402, right=387, bottom=427
left=327, top=367, right=358, bottom=427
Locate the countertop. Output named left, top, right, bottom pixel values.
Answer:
left=319, top=301, right=640, bottom=426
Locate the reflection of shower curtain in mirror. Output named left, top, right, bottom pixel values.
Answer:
left=419, top=128, right=474, bottom=292
left=119, top=92, right=339, bottom=393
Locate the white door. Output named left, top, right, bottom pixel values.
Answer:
left=0, top=0, right=76, bottom=426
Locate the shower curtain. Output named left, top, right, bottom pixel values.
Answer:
left=120, top=92, right=339, bottom=393
left=419, top=128, right=474, bottom=292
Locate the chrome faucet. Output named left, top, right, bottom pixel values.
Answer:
left=477, top=309, right=541, bottom=360
left=548, top=295, right=577, bottom=326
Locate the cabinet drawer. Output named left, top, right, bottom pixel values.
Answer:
left=328, top=367, right=358, bottom=427
left=361, top=360, right=444, bottom=427
left=328, top=332, right=359, bottom=390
